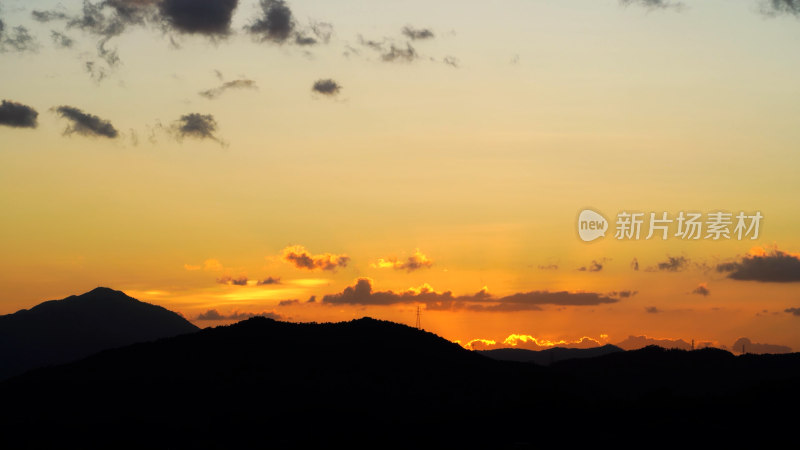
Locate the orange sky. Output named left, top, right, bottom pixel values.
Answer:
left=1, top=0, right=799, bottom=352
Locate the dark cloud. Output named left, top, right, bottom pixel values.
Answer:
left=196, top=309, right=281, bottom=321
left=692, top=283, right=710, bottom=296
left=1, top=26, right=38, bottom=53
left=199, top=79, right=258, bottom=99
left=295, top=35, right=316, bottom=45
left=785, top=307, right=800, bottom=316
left=609, top=290, right=637, bottom=298
left=258, top=276, right=281, bottom=285
left=645, top=306, right=661, bottom=314
left=631, top=258, right=639, bottom=271
left=0, top=100, right=38, bottom=128
left=172, top=113, right=222, bottom=143
left=619, top=0, right=683, bottom=10
left=578, top=259, right=605, bottom=272
left=278, top=299, right=299, bottom=306
left=160, top=0, right=239, bottom=36
left=246, top=0, right=294, bottom=43
left=538, top=264, right=559, bottom=270
left=55, top=106, right=119, bottom=138
left=282, top=245, right=349, bottom=271
left=401, top=26, right=434, bottom=40
left=50, top=30, right=75, bottom=48
left=307, top=295, right=316, bottom=303
left=310, top=79, right=341, bottom=96
left=647, top=255, right=689, bottom=272
left=717, top=249, right=800, bottom=282
left=32, top=10, right=70, bottom=23
left=382, top=43, right=417, bottom=62
left=321, top=278, right=621, bottom=312
left=216, top=275, right=248, bottom=286
left=733, top=337, right=792, bottom=354
left=762, top=0, right=800, bottom=16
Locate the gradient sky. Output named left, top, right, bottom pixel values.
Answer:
left=2, top=0, right=800, bottom=352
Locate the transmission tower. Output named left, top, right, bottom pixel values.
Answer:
left=415, top=305, right=421, bottom=330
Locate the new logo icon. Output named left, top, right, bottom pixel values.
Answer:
left=578, top=209, right=608, bottom=242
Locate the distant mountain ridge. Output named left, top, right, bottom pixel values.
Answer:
left=2, top=314, right=800, bottom=447
left=478, top=343, right=623, bottom=365
left=0, top=287, right=198, bottom=380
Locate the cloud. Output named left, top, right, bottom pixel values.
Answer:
left=278, top=299, right=298, bottom=306
left=0, top=100, right=38, bottom=128
left=401, top=26, right=434, bottom=40
left=609, top=290, right=637, bottom=298
left=461, top=338, right=496, bottom=351
left=615, top=335, right=693, bottom=351
left=311, top=79, right=341, bottom=96
left=184, top=258, right=224, bottom=271
left=172, top=113, right=223, bottom=143
left=631, top=258, right=639, bottom=271
left=246, top=0, right=294, bottom=43
left=50, top=30, right=75, bottom=48
left=32, top=10, right=70, bottom=23
left=54, top=106, right=119, bottom=138
left=762, top=0, right=800, bottom=16
left=282, top=245, right=350, bottom=271
left=1, top=26, right=38, bottom=53
left=619, top=0, right=684, bottom=10
left=258, top=276, right=281, bottom=285
left=716, top=248, right=800, bottom=282
left=199, top=79, right=258, bottom=99
left=732, top=337, right=792, bottom=354
left=785, top=307, right=800, bottom=316
left=196, top=309, right=281, bottom=321
left=321, top=278, right=622, bottom=311
left=538, top=264, right=559, bottom=270
left=382, top=43, right=417, bottom=62
left=160, top=0, right=239, bottom=36
left=578, top=259, right=605, bottom=272
left=501, top=334, right=602, bottom=350
left=647, top=255, right=689, bottom=272
left=645, top=306, right=661, bottom=314
left=372, top=250, right=433, bottom=272
left=216, top=275, right=248, bottom=286
left=441, top=56, right=459, bottom=68
left=692, top=283, right=710, bottom=296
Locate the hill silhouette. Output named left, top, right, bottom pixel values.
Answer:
left=2, top=313, right=800, bottom=447
left=479, top=343, right=622, bottom=365
left=0, top=287, right=198, bottom=380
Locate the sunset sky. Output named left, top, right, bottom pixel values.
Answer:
left=2, top=0, right=800, bottom=353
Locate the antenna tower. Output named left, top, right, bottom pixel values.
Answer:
left=415, top=306, right=421, bottom=330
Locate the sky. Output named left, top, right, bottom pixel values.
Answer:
left=1, top=0, right=800, bottom=353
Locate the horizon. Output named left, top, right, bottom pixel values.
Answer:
left=2, top=0, right=800, bottom=355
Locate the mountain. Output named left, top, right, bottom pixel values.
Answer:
left=0, top=287, right=198, bottom=380
left=2, top=317, right=800, bottom=447
left=478, top=343, right=623, bottom=365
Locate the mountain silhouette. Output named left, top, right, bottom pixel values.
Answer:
left=2, top=313, right=800, bottom=447
left=0, top=287, right=198, bottom=380
left=478, top=343, right=622, bottom=365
